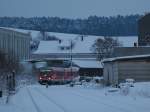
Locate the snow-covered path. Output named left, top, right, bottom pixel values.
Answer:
left=0, top=85, right=150, bottom=112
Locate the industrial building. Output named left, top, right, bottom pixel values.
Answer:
left=0, top=28, right=31, bottom=61
left=103, top=54, right=150, bottom=86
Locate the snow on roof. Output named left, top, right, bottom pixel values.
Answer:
left=102, top=54, right=150, bottom=63
left=35, top=36, right=138, bottom=54
left=0, top=27, right=40, bottom=38
left=72, top=36, right=99, bottom=53
left=0, top=27, right=30, bottom=35
left=34, top=41, right=71, bottom=54
left=73, top=60, right=103, bottom=68
left=58, top=40, right=71, bottom=47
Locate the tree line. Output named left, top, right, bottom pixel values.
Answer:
left=0, top=14, right=142, bottom=36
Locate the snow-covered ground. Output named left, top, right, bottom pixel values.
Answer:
left=0, top=82, right=150, bottom=112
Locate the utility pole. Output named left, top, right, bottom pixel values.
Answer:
left=69, top=40, right=75, bottom=87
left=70, top=40, right=73, bottom=80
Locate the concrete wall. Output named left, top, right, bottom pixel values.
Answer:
left=0, top=28, right=31, bottom=61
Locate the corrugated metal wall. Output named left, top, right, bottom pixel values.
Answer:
left=118, top=61, right=150, bottom=82
left=0, top=28, right=31, bottom=61
left=104, top=60, right=150, bottom=85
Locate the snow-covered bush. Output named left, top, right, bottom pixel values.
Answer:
left=73, top=76, right=80, bottom=82
left=79, top=76, right=93, bottom=82
left=119, top=79, right=135, bottom=96
left=119, top=83, right=150, bottom=98
left=84, top=77, right=93, bottom=82
left=120, top=84, right=130, bottom=96
left=93, top=77, right=104, bottom=84
left=125, top=78, right=135, bottom=87
left=73, top=76, right=82, bottom=85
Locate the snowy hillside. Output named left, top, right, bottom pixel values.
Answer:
left=0, top=27, right=138, bottom=54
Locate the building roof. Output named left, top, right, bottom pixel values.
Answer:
left=0, top=27, right=30, bottom=36
left=102, top=54, right=150, bottom=63
left=34, top=41, right=70, bottom=54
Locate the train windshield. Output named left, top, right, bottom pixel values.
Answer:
left=40, top=70, right=52, bottom=75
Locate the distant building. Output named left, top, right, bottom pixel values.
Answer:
left=73, top=60, right=103, bottom=77
left=111, top=47, right=150, bottom=57
left=32, top=40, right=99, bottom=60
left=103, top=54, right=150, bottom=86
left=138, top=13, right=150, bottom=46
left=0, top=28, right=31, bottom=61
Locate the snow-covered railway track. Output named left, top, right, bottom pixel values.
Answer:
left=27, top=87, right=68, bottom=112
left=26, top=88, right=42, bottom=112
left=70, top=90, right=131, bottom=112
left=73, top=89, right=149, bottom=111
left=34, top=88, right=70, bottom=112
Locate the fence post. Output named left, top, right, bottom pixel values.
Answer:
left=12, top=71, right=16, bottom=91
left=0, top=90, right=2, bottom=97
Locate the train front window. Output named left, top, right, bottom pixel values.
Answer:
left=40, top=70, right=52, bottom=76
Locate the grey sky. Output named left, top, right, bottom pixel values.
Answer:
left=0, top=0, right=149, bottom=18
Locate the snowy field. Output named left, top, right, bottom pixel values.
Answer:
left=0, top=82, right=150, bottom=112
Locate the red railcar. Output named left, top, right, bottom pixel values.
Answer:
left=38, top=67, right=79, bottom=84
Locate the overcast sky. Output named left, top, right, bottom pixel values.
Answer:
left=0, top=0, right=149, bottom=18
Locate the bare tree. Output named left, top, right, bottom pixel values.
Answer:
left=37, top=31, right=59, bottom=41
left=92, top=37, right=122, bottom=60
left=30, top=38, right=40, bottom=51
left=37, top=31, right=48, bottom=40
